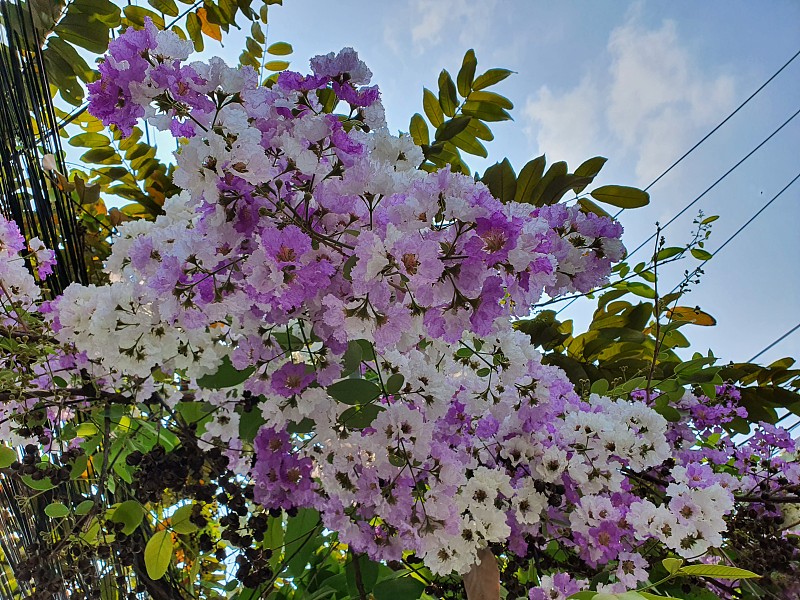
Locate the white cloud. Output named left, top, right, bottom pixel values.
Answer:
left=385, top=0, right=498, bottom=55
left=523, top=77, right=603, bottom=168
left=524, top=16, right=735, bottom=184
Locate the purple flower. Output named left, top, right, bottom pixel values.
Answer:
left=271, top=362, right=315, bottom=398
left=310, top=47, right=372, bottom=85
left=253, top=426, right=316, bottom=511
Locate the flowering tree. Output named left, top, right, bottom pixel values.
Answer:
left=1, top=15, right=799, bottom=600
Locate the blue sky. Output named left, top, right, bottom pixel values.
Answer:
left=88, top=1, right=799, bottom=367
left=214, top=0, right=799, bottom=366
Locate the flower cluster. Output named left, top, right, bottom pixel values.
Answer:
left=15, top=18, right=792, bottom=597
left=0, top=213, right=48, bottom=323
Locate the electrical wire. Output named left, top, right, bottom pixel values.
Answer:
left=749, top=322, right=800, bottom=363
left=553, top=106, right=800, bottom=315
left=669, top=169, right=800, bottom=294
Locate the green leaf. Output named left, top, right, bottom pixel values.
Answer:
left=465, top=118, right=493, bottom=141
left=423, top=88, right=444, bottom=128
left=572, top=156, right=608, bottom=193
left=171, top=504, right=199, bottom=534
left=264, top=60, right=290, bottom=71
left=467, top=90, right=513, bottom=109
left=239, top=408, right=267, bottom=443
left=186, top=12, right=204, bottom=52
left=679, top=564, right=760, bottom=579
left=373, top=576, right=425, bottom=600
left=75, top=499, right=94, bottom=515
left=249, top=21, right=265, bottom=42
left=144, top=529, right=173, bottom=580
left=481, top=159, right=516, bottom=203
left=285, top=508, right=321, bottom=577
left=656, top=247, right=683, bottom=261
left=70, top=0, right=121, bottom=26
left=626, top=282, right=656, bottom=299
left=45, top=502, right=70, bottom=518
left=514, top=155, right=546, bottom=203
left=472, top=68, right=513, bottom=91
left=437, top=70, right=459, bottom=117
left=318, top=88, right=339, bottom=113
left=457, top=49, right=477, bottom=97
left=327, top=379, right=382, bottom=405
left=590, top=185, right=650, bottom=209
left=637, top=593, right=683, bottom=600
left=339, top=404, right=383, bottom=429
left=81, top=147, right=120, bottom=164
left=46, top=36, right=93, bottom=82
left=566, top=593, right=597, bottom=600
left=701, top=215, right=719, bottom=224
left=54, top=14, right=110, bottom=54
left=0, top=446, right=17, bottom=468
left=590, top=379, right=609, bottom=395
left=246, top=37, right=263, bottom=58
left=69, top=133, right=111, bottom=148
left=148, top=0, right=179, bottom=16
left=529, top=161, right=567, bottom=206
left=21, top=474, right=55, bottom=490
left=435, top=116, right=471, bottom=142
left=346, top=554, right=380, bottom=599
left=691, top=248, right=713, bottom=261
left=342, top=340, right=364, bottom=375
left=451, top=130, right=487, bottom=158
left=267, top=41, right=292, bottom=55
left=385, top=373, right=404, bottom=395
left=461, top=100, right=512, bottom=122
left=76, top=422, right=99, bottom=437
left=111, top=500, right=144, bottom=535
left=663, top=557, right=684, bottom=574
left=409, top=113, right=430, bottom=147
left=537, top=174, right=593, bottom=206
left=577, top=198, right=612, bottom=218
left=197, top=356, right=255, bottom=389
left=123, top=6, right=165, bottom=28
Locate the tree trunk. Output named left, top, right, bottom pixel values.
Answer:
left=463, top=547, right=501, bottom=600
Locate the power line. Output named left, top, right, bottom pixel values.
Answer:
left=749, top=322, right=800, bottom=363
left=552, top=107, right=800, bottom=316
left=625, top=106, right=800, bottom=260
left=669, top=169, right=800, bottom=295
left=613, top=46, right=800, bottom=209
left=550, top=49, right=800, bottom=316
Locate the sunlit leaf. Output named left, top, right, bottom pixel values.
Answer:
left=264, top=60, right=290, bottom=71
left=422, top=88, right=444, bottom=128
left=590, top=185, right=650, bottom=209
left=148, top=0, right=179, bottom=16
left=667, top=307, right=717, bottom=326
left=679, top=564, right=760, bottom=579
left=457, top=48, right=477, bottom=97
left=691, top=248, right=713, bottom=261
left=472, top=67, right=513, bottom=90
left=197, top=7, right=222, bottom=42
left=409, top=113, right=430, bottom=147
left=144, top=529, right=173, bottom=580
left=437, top=70, right=458, bottom=117
left=267, top=41, right=292, bottom=55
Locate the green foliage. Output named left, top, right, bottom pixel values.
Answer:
left=512, top=220, right=800, bottom=434
left=410, top=49, right=514, bottom=173
left=237, top=3, right=293, bottom=78
left=197, top=355, right=256, bottom=389
left=327, top=378, right=382, bottom=405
